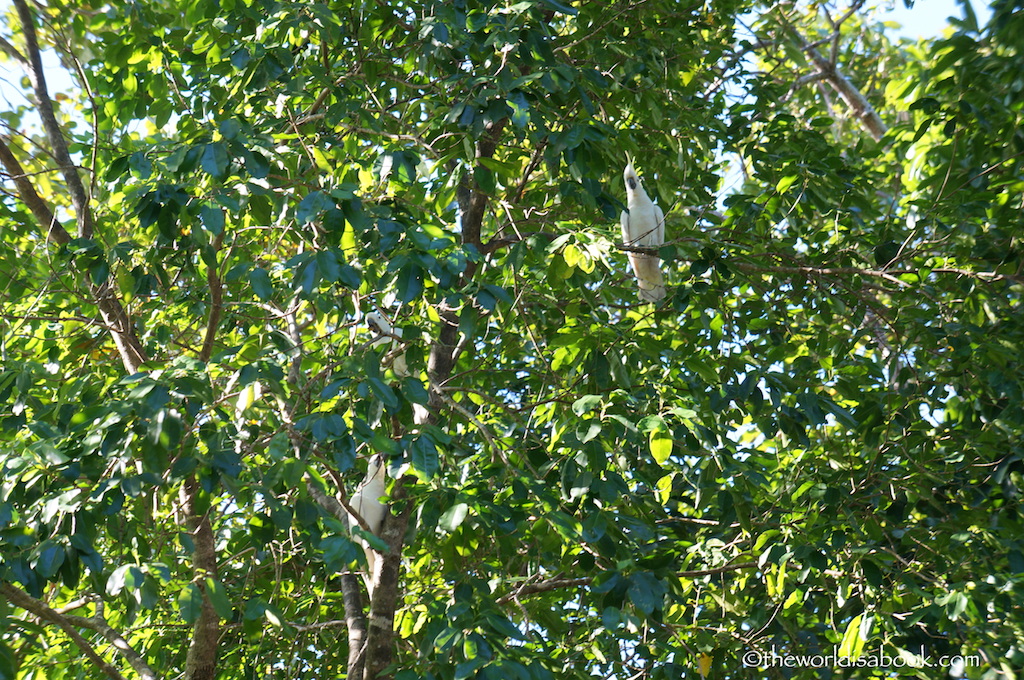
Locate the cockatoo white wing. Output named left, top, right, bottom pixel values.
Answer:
left=347, top=455, right=386, bottom=595
left=621, top=160, right=667, bottom=302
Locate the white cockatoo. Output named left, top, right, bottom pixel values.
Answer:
left=366, top=311, right=410, bottom=377
left=365, top=310, right=430, bottom=424
left=620, top=157, right=667, bottom=302
left=347, top=454, right=386, bottom=595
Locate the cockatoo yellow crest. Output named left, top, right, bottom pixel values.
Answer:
left=620, top=157, right=666, bottom=302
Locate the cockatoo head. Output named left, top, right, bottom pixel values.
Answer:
left=365, top=311, right=391, bottom=335
left=623, top=156, right=640, bottom=192
left=365, top=453, right=384, bottom=480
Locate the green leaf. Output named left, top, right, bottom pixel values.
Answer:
left=474, top=165, right=496, bottom=194
left=572, top=394, right=602, bottom=415
left=873, top=240, right=900, bottom=266
left=775, top=175, right=799, bottom=193
left=649, top=430, right=673, bottom=464
left=396, top=262, right=424, bottom=303
left=368, top=377, right=399, bottom=411
left=411, top=435, right=440, bottom=479
left=297, top=190, right=330, bottom=224
left=401, top=377, right=430, bottom=405
left=242, top=148, right=270, bottom=178
left=485, top=613, right=528, bottom=641
left=219, top=118, right=242, bottom=140
left=637, top=415, right=668, bottom=434
left=838, top=614, right=867, bottom=659
left=105, top=154, right=129, bottom=181
left=439, top=502, right=469, bottom=532
left=627, top=572, right=665, bottom=615
left=178, top=583, right=203, bottom=624
left=199, top=205, right=224, bottom=235
left=129, top=151, right=152, bottom=179
left=31, top=541, right=65, bottom=579
left=507, top=91, right=529, bottom=128
left=200, top=142, right=230, bottom=177
left=541, top=0, right=577, bottom=15
left=0, top=639, right=17, bottom=680
left=205, top=578, right=234, bottom=620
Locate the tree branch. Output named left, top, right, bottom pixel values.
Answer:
left=0, top=34, right=28, bottom=66
left=306, top=478, right=348, bottom=523
left=340, top=573, right=368, bottom=679
left=0, top=583, right=133, bottom=680
left=306, top=474, right=375, bottom=535
left=786, top=21, right=887, bottom=141
left=4, top=7, right=149, bottom=374
left=678, top=561, right=758, bottom=577
left=734, top=259, right=1023, bottom=287
left=734, top=260, right=911, bottom=288
left=306, top=467, right=372, bottom=679
left=459, top=117, right=509, bottom=253
left=430, top=381, right=540, bottom=477
left=0, top=137, right=149, bottom=372
left=12, top=0, right=95, bottom=238
left=496, top=562, right=758, bottom=604
left=0, top=136, right=69, bottom=244
left=66, top=598, right=160, bottom=680
left=794, top=34, right=884, bottom=140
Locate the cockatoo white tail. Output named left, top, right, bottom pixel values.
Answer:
left=620, top=158, right=666, bottom=302
left=347, top=454, right=386, bottom=595
left=366, top=311, right=410, bottom=377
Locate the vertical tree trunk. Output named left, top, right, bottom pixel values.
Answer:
left=183, top=478, right=220, bottom=680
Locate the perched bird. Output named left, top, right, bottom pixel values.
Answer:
left=347, top=454, right=386, bottom=595
left=365, top=310, right=430, bottom=424
left=366, top=311, right=409, bottom=377
left=620, top=157, right=666, bottom=302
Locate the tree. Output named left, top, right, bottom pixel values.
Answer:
left=1, top=0, right=1022, bottom=678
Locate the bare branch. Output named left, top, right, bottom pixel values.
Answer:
left=679, top=561, right=758, bottom=578
left=0, top=583, right=133, bottom=680
left=788, top=22, right=887, bottom=141
left=734, top=259, right=1023, bottom=287
left=306, top=478, right=349, bottom=523
left=0, top=34, right=28, bottom=66
left=65, top=598, right=160, bottom=680
left=496, top=562, right=758, bottom=604
left=0, top=136, right=68, bottom=244
left=12, top=0, right=95, bottom=238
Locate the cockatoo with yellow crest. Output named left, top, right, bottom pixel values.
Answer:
left=620, top=157, right=666, bottom=302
